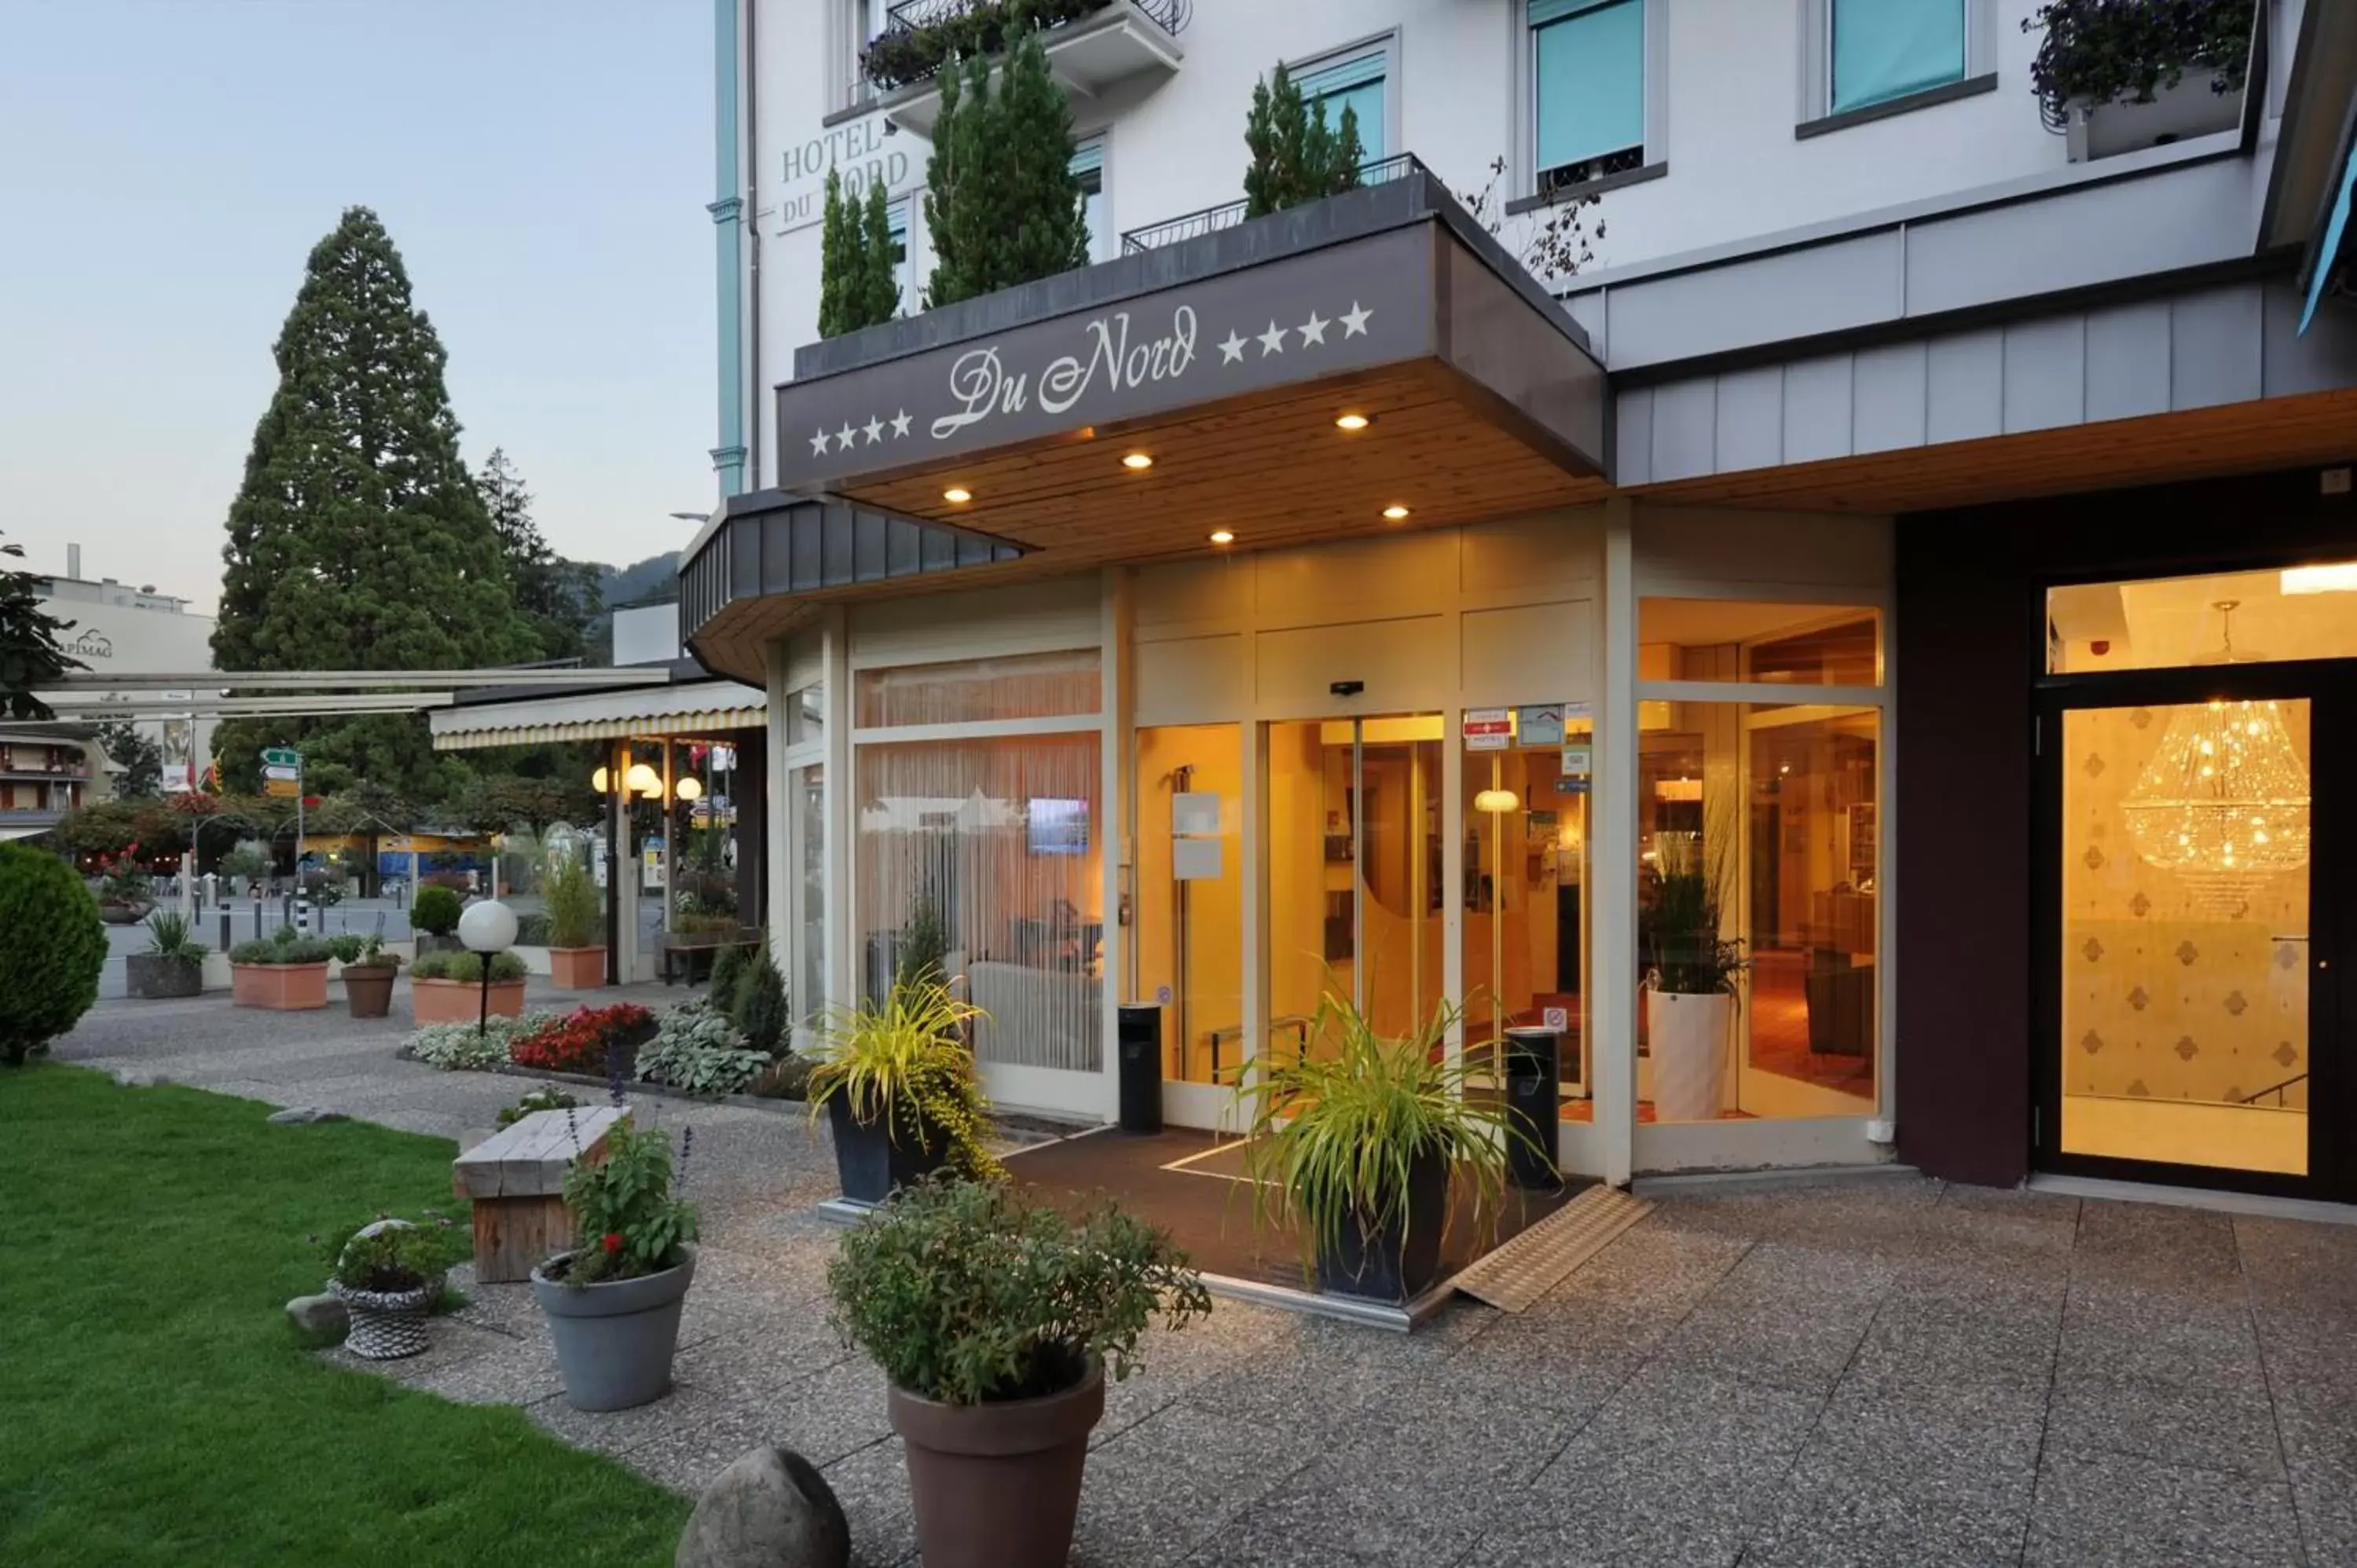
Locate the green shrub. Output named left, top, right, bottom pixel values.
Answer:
left=705, top=942, right=751, bottom=1019
left=637, top=999, right=769, bottom=1097
left=412, top=885, right=462, bottom=937
left=543, top=850, right=600, bottom=949
left=142, top=910, right=208, bottom=965
left=229, top=929, right=333, bottom=965
left=0, top=843, right=108, bottom=1065
left=557, top=1119, right=697, bottom=1286
left=497, top=1086, right=580, bottom=1127
left=319, top=1212, right=467, bottom=1295
left=512, top=911, right=552, bottom=947
left=734, top=943, right=790, bottom=1057
left=808, top=978, right=998, bottom=1180
left=411, top=950, right=525, bottom=984
left=749, top=1054, right=816, bottom=1101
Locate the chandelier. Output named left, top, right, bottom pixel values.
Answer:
left=2121, top=604, right=2310, bottom=913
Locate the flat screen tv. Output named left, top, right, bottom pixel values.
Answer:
left=1027, top=798, right=1090, bottom=856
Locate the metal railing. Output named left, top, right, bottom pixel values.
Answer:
left=867, top=0, right=1189, bottom=91
left=2239, top=1073, right=2308, bottom=1107
left=1119, top=152, right=1424, bottom=255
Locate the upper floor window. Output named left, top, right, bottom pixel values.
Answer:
left=1071, top=138, right=1107, bottom=262
left=886, top=199, right=910, bottom=313
left=1296, top=49, right=1387, bottom=163
left=1530, top=0, right=1646, bottom=194
left=1830, top=0, right=1965, bottom=114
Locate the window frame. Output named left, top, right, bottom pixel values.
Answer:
left=1795, top=0, right=1998, bottom=138
left=1071, top=134, right=1111, bottom=263
left=1285, top=31, right=1401, bottom=170
left=1518, top=0, right=1669, bottom=204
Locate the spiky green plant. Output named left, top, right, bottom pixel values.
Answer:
left=806, top=978, right=1001, bottom=1180
left=1232, top=989, right=1528, bottom=1283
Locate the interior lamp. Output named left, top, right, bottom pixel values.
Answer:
left=625, top=762, right=663, bottom=798
left=675, top=776, right=704, bottom=802
left=1474, top=788, right=1521, bottom=815
left=592, top=765, right=610, bottom=793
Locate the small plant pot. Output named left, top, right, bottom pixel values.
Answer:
left=548, top=945, right=608, bottom=989
left=530, top=1247, right=697, bottom=1412
left=98, top=900, right=152, bottom=926
left=330, top=1279, right=438, bottom=1360
left=828, top=1094, right=951, bottom=1204
left=343, top=964, right=399, bottom=1019
left=126, top=953, right=203, bottom=999
left=411, top=976, right=526, bottom=1025
left=1646, top=989, right=1733, bottom=1122
left=231, top=962, right=331, bottom=1010
left=1314, top=1147, right=1451, bottom=1304
left=888, top=1358, right=1105, bottom=1568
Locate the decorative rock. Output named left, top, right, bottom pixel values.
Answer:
left=676, top=1447, right=850, bottom=1568
left=267, top=1106, right=348, bottom=1125
left=287, top=1292, right=349, bottom=1338
left=112, top=1068, right=171, bottom=1088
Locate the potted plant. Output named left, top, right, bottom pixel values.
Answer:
left=530, top=1117, right=699, bottom=1411
left=1233, top=992, right=1523, bottom=1304
left=542, top=848, right=605, bottom=990
left=229, top=927, right=334, bottom=1009
left=828, top=1177, right=1210, bottom=1568
left=411, top=884, right=464, bottom=954
left=126, top=911, right=207, bottom=999
left=93, top=847, right=153, bottom=925
left=409, top=949, right=528, bottom=1025
left=333, top=933, right=401, bottom=1019
left=1642, top=830, right=1747, bottom=1123
left=320, top=1212, right=465, bottom=1361
left=2025, top=0, right=2253, bottom=160
left=806, top=978, right=1001, bottom=1204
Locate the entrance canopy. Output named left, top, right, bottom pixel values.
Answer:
left=684, top=159, right=1611, bottom=684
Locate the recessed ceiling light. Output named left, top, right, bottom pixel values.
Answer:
left=1122, top=452, right=1153, bottom=471
left=1382, top=504, right=1410, bottom=520
left=2283, top=561, right=2357, bottom=593
left=1335, top=413, right=1372, bottom=430
left=943, top=486, right=972, bottom=504
left=1208, top=529, right=1235, bottom=545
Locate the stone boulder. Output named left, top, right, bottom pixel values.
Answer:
left=676, top=1446, right=849, bottom=1568
left=267, top=1106, right=348, bottom=1125
left=287, top=1293, right=349, bottom=1339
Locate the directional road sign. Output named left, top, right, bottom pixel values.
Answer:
left=264, top=779, right=302, bottom=798
left=261, top=747, right=300, bottom=768
left=263, top=764, right=299, bottom=782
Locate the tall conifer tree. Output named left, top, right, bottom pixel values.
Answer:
left=924, top=14, right=1087, bottom=307
left=212, top=207, right=526, bottom=797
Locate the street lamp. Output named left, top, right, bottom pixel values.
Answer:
left=457, top=898, right=519, bottom=1039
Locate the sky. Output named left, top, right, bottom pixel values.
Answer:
left=0, top=0, right=716, bottom=614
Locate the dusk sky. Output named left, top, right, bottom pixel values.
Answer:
left=1, top=1, right=716, bottom=614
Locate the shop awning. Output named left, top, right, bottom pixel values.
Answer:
left=428, top=676, right=764, bottom=751
left=683, top=158, right=1611, bottom=684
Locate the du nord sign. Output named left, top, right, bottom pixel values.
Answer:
left=775, top=225, right=1433, bottom=491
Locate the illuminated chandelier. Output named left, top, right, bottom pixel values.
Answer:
left=2121, top=602, right=2311, bottom=913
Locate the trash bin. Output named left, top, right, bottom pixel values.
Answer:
left=1117, top=1003, right=1164, bottom=1134
left=1503, top=1025, right=1562, bottom=1189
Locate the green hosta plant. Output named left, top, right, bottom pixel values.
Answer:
left=637, top=998, right=771, bottom=1097
left=1233, top=991, right=1527, bottom=1280
left=807, top=978, right=1001, bottom=1181
left=829, top=1176, right=1211, bottom=1405
left=557, top=1117, right=698, bottom=1286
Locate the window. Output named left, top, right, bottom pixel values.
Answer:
left=1071, top=139, right=1106, bottom=263
left=1830, top=0, right=1965, bottom=114
left=855, top=649, right=1100, bottom=728
left=1296, top=49, right=1386, bottom=163
left=1530, top=0, right=1645, bottom=194
left=886, top=200, right=909, bottom=316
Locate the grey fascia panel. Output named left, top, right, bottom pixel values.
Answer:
left=1925, top=329, right=2007, bottom=444
left=2000, top=316, right=2088, bottom=434
left=1615, top=387, right=1655, bottom=486
left=852, top=509, right=889, bottom=580
left=1850, top=342, right=1929, bottom=455
left=2084, top=302, right=2175, bottom=422
left=1713, top=366, right=1787, bottom=473
left=1601, top=231, right=1902, bottom=369
left=1649, top=380, right=1718, bottom=482
left=1782, top=356, right=1857, bottom=464
left=2171, top=287, right=2267, bottom=407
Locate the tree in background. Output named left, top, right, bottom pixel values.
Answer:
left=478, top=449, right=601, bottom=664
left=0, top=528, right=80, bottom=721
left=1242, top=64, right=1365, bottom=218
left=818, top=169, right=860, bottom=338
left=857, top=180, right=904, bottom=327
left=91, top=721, right=163, bottom=799
left=924, top=13, right=1088, bottom=308
left=211, top=207, right=530, bottom=797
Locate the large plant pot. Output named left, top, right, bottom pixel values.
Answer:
left=1314, top=1147, right=1451, bottom=1303
left=126, top=953, right=203, bottom=999
left=1648, top=988, right=1733, bottom=1121
left=411, top=976, right=526, bottom=1025
left=888, top=1358, right=1105, bottom=1568
left=232, top=962, right=330, bottom=1010
left=548, top=945, right=607, bottom=990
left=530, top=1247, right=697, bottom=1412
left=828, top=1094, right=951, bottom=1204
left=329, top=1279, right=437, bottom=1360
left=2066, top=74, right=2239, bottom=162
left=343, top=965, right=398, bottom=1019
left=98, top=900, right=152, bottom=926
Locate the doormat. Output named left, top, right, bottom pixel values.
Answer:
left=1450, top=1185, right=1655, bottom=1313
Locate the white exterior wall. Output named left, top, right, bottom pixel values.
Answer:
left=36, top=592, right=219, bottom=790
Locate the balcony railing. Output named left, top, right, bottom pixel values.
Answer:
left=1120, top=153, right=1423, bottom=256
left=864, top=0, right=1189, bottom=93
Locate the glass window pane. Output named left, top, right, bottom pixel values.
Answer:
left=798, top=763, right=825, bottom=1022
left=856, top=732, right=1104, bottom=1073
left=855, top=649, right=1101, bottom=727
left=1535, top=1, right=1644, bottom=174
left=2049, top=566, right=2357, bottom=674
left=1640, top=599, right=1882, bottom=686
left=1135, top=725, right=1243, bottom=1085
left=1831, top=0, right=1965, bottom=114
left=1309, top=80, right=1384, bottom=162
left=2059, top=702, right=2310, bottom=1175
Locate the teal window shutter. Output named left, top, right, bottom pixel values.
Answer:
left=1296, top=52, right=1387, bottom=162
left=1531, top=0, right=1644, bottom=174
left=1069, top=141, right=1104, bottom=178
left=1831, top=0, right=1965, bottom=114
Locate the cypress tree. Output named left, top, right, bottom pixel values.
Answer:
left=1244, top=64, right=1365, bottom=216
left=857, top=178, right=904, bottom=326
left=211, top=206, right=529, bottom=798
left=817, top=168, right=858, bottom=337
left=924, top=13, right=1086, bottom=308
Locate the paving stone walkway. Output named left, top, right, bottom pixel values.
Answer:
left=55, top=994, right=2357, bottom=1567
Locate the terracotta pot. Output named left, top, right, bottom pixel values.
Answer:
left=888, top=1359, right=1105, bottom=1568
left=411, top=976, right=526, bottom=1026
left=231, top=962, right=330, bottom=1010
left=343, top=964, right=399, bottom=1019
left=548, top=945, right=607, bottom=989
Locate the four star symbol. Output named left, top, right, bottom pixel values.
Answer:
left=1298, top=310, right=1329, bottom=346
left=1219, top=331, right=1247, bottom=365
left=836, top=421, right=856, bottom=449
left=1257, top=321, right=1288, bottom=356
left=1340, top=301, right=1373, bottom=337
left=890, top=408, right=912, bottom=438
left=863, top=416, right=885, bottom=445
left=809, top=428, right=830, bottom=456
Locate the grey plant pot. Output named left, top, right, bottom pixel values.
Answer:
left=530, top=1245, right=697, bottom=1412
left=126, top=953, right=203, bottom=999
left=329, top=1278, right=438, bottom=1360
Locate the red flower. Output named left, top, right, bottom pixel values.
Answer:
left=601, top=1232, right=623, bottom=1255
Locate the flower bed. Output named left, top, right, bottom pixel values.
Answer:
left=510, top=1004, right=657, bottom=1076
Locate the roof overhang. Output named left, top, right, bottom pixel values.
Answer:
left=682, top=163, right=1610, bottom=685
left=427, top=675, right=765, bottom=752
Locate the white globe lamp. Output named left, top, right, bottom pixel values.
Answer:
left=457, top=899, right=521, bottom=1039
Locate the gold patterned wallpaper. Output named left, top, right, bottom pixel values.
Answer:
left=2060, top=704, right=2310, bottom=1108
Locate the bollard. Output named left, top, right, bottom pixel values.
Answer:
left=296, top=892, right=310, bottom=935
left=219, top=910, right=231, bottom=954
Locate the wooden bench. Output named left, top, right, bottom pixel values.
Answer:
left=451, top=1107, right=626, bottom=1283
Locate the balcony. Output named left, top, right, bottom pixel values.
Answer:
left=865, top=0, right=1187, bottom=140
left=1120, top=153, right=1420, bottom=255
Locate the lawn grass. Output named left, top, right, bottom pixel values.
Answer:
left=0, top=1064, right=691, bottom=1567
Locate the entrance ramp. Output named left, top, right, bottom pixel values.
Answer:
left=1452, top=1185, right=1655, bottom=1313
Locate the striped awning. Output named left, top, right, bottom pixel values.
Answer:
left=429, top=679, right=764, bottom=752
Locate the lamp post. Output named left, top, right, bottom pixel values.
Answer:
left=457, top=899, right=519, bottom=1039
